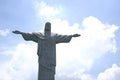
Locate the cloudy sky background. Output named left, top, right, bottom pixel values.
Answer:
left=0, top=0, right=120, bottom=80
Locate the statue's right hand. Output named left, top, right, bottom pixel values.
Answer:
left=12, top=30, right=21, bottom=34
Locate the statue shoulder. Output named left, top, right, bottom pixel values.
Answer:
left=32, top=32, right=43, bottom=35
left=32, top=32, right=44, bottom=37
left=51, top=33, right=58, bottom=37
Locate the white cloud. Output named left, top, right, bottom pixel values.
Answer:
left=34, top=1, right=64, bottom=21
left=49, top=16, right=118, bottom=79
left=97, top=64, right=120, bottom=80
left=0, top=29, right=10, bottom=36
left=80, top=74, right=96, bottom=80
left=0, top=43, right=38, bottom=80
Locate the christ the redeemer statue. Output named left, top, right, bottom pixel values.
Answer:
left=12, top=22, right=80, bottom=80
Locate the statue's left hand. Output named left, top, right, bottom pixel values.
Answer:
left=72, top=34, right=81, bottom=37
left=12, top=30, right=22, bottom=34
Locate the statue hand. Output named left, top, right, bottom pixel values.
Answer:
left=72, top=34, right=81, bottom=37
left=12, top=30, right=22, bottom=34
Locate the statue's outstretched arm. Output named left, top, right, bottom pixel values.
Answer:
left=12, top=30, right=39, bottom=42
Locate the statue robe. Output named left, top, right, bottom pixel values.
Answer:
left=21, top=32, right=72, bottom=80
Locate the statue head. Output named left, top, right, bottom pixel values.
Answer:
left=44, top=22, right=51, bottom=38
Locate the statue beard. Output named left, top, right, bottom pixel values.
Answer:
left=44, top=31, right=51, bottom=39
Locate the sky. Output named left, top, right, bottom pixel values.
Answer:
left=0, top=0, right=120, bottom=80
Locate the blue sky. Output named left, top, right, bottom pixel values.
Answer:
left=0, top=0, right=120, bottom=80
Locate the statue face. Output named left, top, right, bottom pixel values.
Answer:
left=44, top=22, right=51, bottom=38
